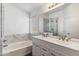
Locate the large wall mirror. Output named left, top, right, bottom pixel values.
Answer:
left=39, top=7, right=65, bottom=37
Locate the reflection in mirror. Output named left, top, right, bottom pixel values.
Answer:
left=43, top=16, right=59, bottom=36
left=43, top=18, right=49, bottom=32
left=49, top=17, right=58, bottom=36
left=38, top=5, right=65, bottom=37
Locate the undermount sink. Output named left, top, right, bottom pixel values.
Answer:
left=41, top=35, right=79, bottom=43
left=36, top=35, right=79, bottom=43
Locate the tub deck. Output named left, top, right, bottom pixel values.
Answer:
left=3, top=40, right=32, bottom=56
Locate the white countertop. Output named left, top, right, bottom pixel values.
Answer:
left=33, top=35, right=79, bottom=51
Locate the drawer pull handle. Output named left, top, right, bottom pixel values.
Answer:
left=42, top=48, right=47, bottom=51
left=36, top=45, right=39, bottom=47
left=51, top=53, right=55, bottom=56
left=3, top=45, right=8, bottom=47
left=3, top=40, right=7, bottom=42
left=41, top=54, right=45, bottom=56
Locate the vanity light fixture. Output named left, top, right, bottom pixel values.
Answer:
left=48, top=3, right=59, bottom=9
left=48, top=6, right=51, bottom=9
left=48, top=3, right=52, bottom=9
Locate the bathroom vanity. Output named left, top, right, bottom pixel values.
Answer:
left=32, top=35, right=79, bottom=56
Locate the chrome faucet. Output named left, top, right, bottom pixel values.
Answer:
left=59, top=33, right=71, bottom=42
left=65, top=33, right=71, bottom=41
left=59, top=35, right=67, bottom=41
left=41, top=32, right=48, bottom=37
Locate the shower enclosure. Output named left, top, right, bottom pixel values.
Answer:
left=0, top=3, right=32, bottom=56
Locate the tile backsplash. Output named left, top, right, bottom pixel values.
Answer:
left=3, top=34, right=30, bottom=44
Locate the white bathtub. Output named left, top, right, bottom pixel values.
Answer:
left=3, top=40, right=32, bottom=56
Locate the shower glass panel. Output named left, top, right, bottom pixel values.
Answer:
left=1, top=3, right=30, bottom=56
left=0, top=3, right=2, bottom=56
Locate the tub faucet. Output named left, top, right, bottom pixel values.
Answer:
left=3, top=45, right=8, bottom=47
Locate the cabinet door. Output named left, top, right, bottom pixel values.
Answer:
left=40, top=46, right=50, bottom=56
left=32, top=44, right=41, bottom=56
left=49, top=49, right=63, bottom=56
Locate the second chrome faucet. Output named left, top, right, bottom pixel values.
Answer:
left=59, top=33, right=71, bottom=42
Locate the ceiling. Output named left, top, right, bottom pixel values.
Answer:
left=14, top=3, right=48, bottom=13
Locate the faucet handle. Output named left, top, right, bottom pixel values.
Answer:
left=3, top=45, right=8, bottom=47
left=3, top=40, right=7, bottom=42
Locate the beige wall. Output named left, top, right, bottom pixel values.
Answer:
left=64, top=4, right=79, bottom=39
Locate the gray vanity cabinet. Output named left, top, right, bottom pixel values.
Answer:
left=32, top=37, right=61, bottom=56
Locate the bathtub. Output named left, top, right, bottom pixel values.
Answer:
left=2, top=40, right=32, bottom=56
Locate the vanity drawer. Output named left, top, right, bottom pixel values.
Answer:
left=32, top=43, right=49, bottom=56
left=49, top=48, right=64, bottom=56
left=40, top=45, right=50, bottom=56
left=32, top=37, right=49, bottom=47
left=32, top=40, right=50, bottom=56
